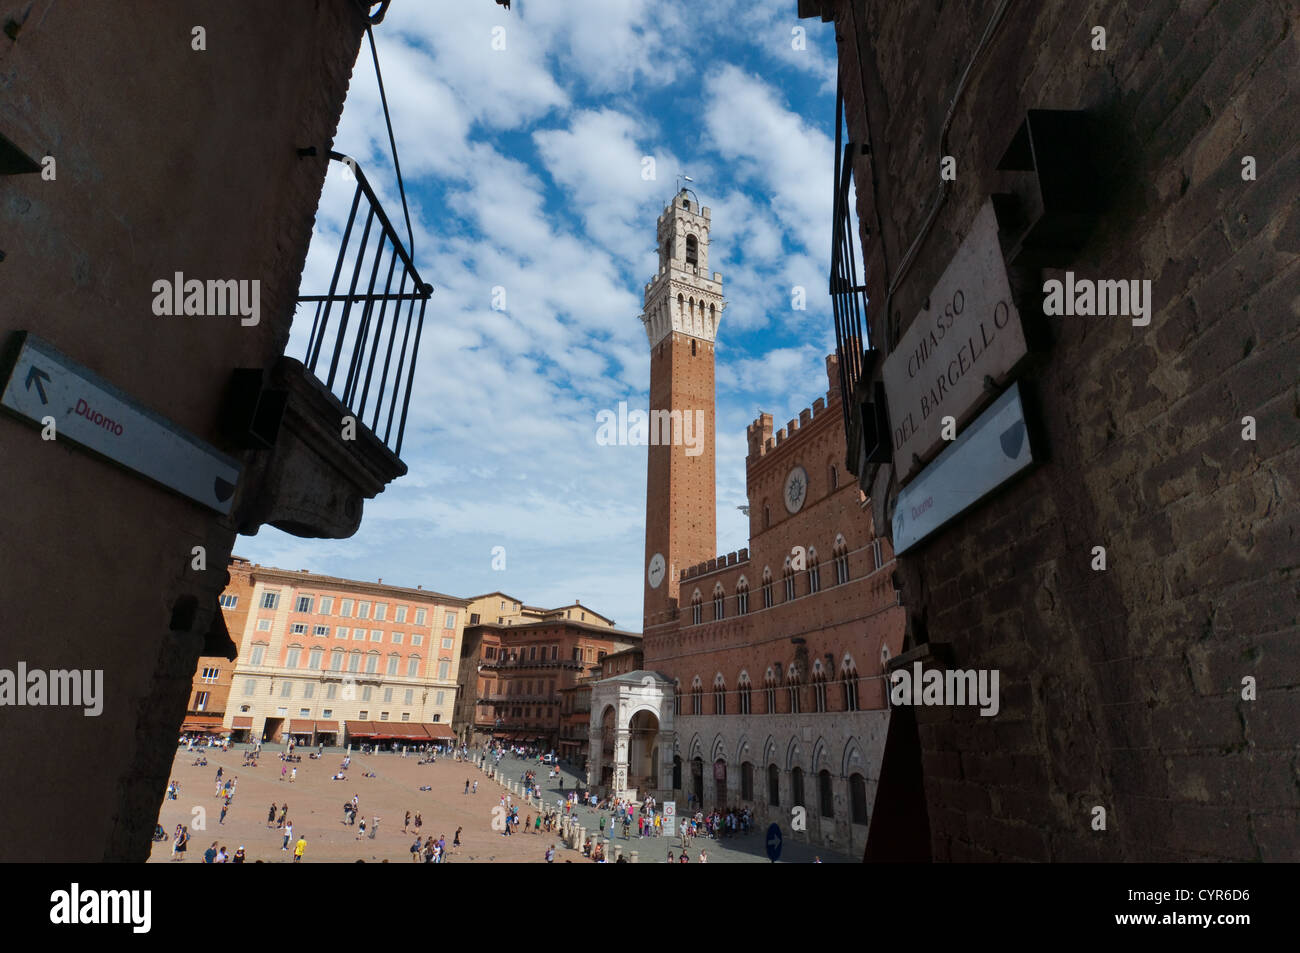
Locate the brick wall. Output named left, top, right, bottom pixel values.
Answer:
left=821, top=0, right=1299, bottom=861
left=0, top=0, right=367, bottom=860
left=644, top=330, right=718, bottom=620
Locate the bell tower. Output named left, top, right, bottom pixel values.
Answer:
left=640, top=189, right=722, bottom=630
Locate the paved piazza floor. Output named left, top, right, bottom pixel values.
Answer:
left=148, top=745, right=854, bottom=863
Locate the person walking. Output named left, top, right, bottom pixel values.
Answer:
left=453, top=827, right=462, bottom=852
left=410, top=836, right=422, bottom=862
left=293, top=835, right=306, bottom=863
left=465, top=779, right=470, bottom=795
left=232, top=846, right=246, bottom=864
left=404, top=811, right=411, bottom=832
left=219, top=803, right=229, bottom=825
left=356, top=817, right=366, bottom=840
left=472, top=780, right=478, bottom=794
left=281, top=821, right=293, bottom=851
left=290, top=767, right=297, bottom=783
left=203, top=841, right=218, bottom=864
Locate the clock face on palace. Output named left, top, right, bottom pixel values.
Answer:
left=647, top=552, right=666, bottom=589
left=784, top=466, right=808, bottom=514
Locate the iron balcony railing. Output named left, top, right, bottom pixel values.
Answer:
left=300, top=151, right=432, bottom=458
left=829, top=81, right=872, bottom=449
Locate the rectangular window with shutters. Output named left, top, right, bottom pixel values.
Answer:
left=362, top=687, right=373, bottom=702
left=194, top=691, right=208, bottom=711
left=326, top=684, right=337, bottom=700
left=435, top=690, right=445, bottom=705
left=395, top=605, right=407, bottom=623
left=261, top=591, right=280, bottom=610
left=335, top=626, right=348, bottom=639
left=299, top=708, right=310, bottom=717
left=438, top=661, right=450, bottom=680
left=290, top=623, right=306, bottom=635
left=411, top=634, right=423, bottom=646
left=285, top=647, right=301, bottom=668
left=371, top=629, right=383, bottom=643
left=375, top=602, right=387, bottom=621
left=341, top=599, right=354, bottom=617
left=365, top=655, right=378, bottom=674
left=250, top=645, right=264, bottom=666
left=243, top=679, right=256, bottom=696
left=296, top=595, right=313, bottom=613
left=380, top=711, right=389, bottom=721
left=404, top=689, right=413, bottom=704
left=280, top=682, right=292, bottom=697
left=442, top=637, right=454, bottom=650
left=444, top=612, right=457, bottom=629
left=257, top=619, right=271, bottom=632
left=200, top=667, right=219, bottom=683
left=383, top=687, right=393, bottom=702
left=414, top=608, right=427, bottom=626
left=357, top=602, right=371, bottom=620
left=313, top=625, right=328, bottom=636
left=323, top=708, right=333, bottom=718
left=219, top=594, right=238, bottom=609
left=308, top=648, right=323, bottom=670
left=303, top=682, right=314, bottom=699
left=319, top=596, right=333, bottom=615
left=401, top=712, right=411, bottom=721
left=348, top=654, right=360, bottom=673
left=406, top=658, right=418, bottom=677
left=391, top=632, right=403, bottom=644
left=386, top=656, right=398, bottom=676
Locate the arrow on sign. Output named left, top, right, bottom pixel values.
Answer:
left=25, top=365, right=50, bottom=405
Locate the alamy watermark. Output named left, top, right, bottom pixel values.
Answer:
left=151, top=272, right=260, bottom=326
left=1042, top=272, right=1152, bottom=327
left=596, top=402, right=707, bottom=457
left=50, top=884, right=150, bottom=933
left=0, top=663, right=103, bottom=716
left=889, top=662, right=999, bottom=716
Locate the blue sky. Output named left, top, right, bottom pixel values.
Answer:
left=238, top=0, right=844, bottom=631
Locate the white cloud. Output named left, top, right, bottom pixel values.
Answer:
left=241, top=2, right=841, bottom=631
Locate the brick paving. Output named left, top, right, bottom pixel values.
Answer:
left=148, top=745, right=853, bottom=863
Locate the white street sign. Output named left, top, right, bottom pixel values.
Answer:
left=1, top=332, right=242, bottom=514
left=892, top=381, right=1035, bottom=554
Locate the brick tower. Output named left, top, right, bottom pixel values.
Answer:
left=640, top=189, right=722, bottom=628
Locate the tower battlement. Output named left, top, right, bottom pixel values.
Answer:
left=744, top=354, right=842, bottom=466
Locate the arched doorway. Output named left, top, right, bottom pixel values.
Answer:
left=714, top=759, right=727, bottom=807
left=672, top=755, right=682, bottom=790
left=691, top=757, right=704, bottom=807
left=628, top=709, right=659, bottom=795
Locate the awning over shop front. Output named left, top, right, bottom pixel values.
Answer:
left=345, top=721, right=378, bottom=737
left=181, top=717, right=222, bottom=732
left=231, top=716, right=253, bottom=729
left=314, top=721, right=339, bottom=735
left=288, top=719, right=315, bottom=734
left=375, top=724, right=426, bottom=740
left=424, top=723, right=454, bottom=740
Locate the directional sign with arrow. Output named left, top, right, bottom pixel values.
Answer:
left=25, top=365, right=50, bottom=404
left=1, top=331, right=242, bottom=514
